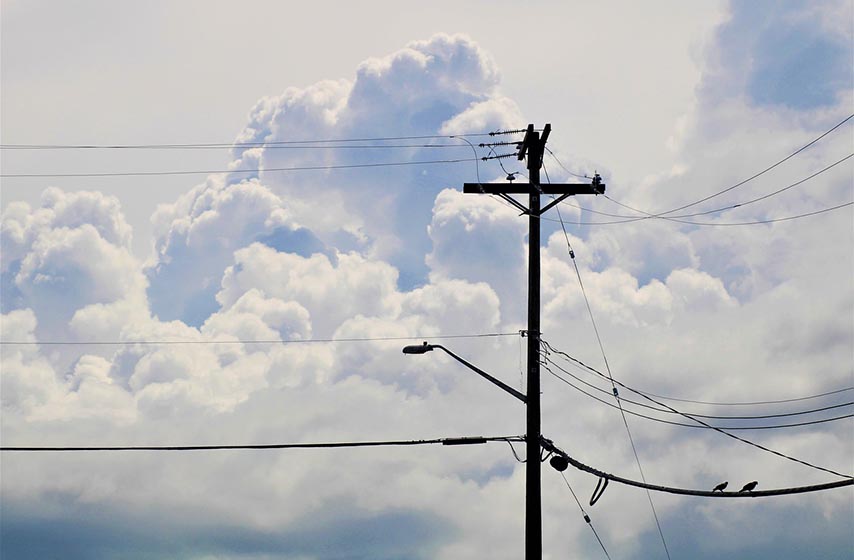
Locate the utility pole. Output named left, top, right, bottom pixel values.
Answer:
left=463, top=124, right=604, bottom=559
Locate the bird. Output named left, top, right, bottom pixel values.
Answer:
left=712, top=481, right=728, bottom=492
left=738, top=481, right=758, bottom=493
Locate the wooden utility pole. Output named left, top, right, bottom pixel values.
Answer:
left=463, top=124, right=604, bottom=559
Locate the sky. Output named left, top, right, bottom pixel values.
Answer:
left=1, top=1, right=853, bottom=559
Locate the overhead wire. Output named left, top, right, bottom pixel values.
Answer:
left=649, top=112, right=854, bottom=216
left=545, top=150, right=854, bottom=226
left=0, top=157, right=480, bottom=179
left=563, top=152, right=853, bottom=222
left=541, top=355, right=854, bottom=421
left=0, top=331, right=520, bottom=346
left=0, top=435, right=525, bottom=452
left=558, top=471, right=613, bottom=559
left=0, top=132, right=499, bottom=150
left=537, top=201, right=853, bottom=227
left=636, top=385, right=854, bottom=407
left=542, top=161, right=672, bottom=560
left=542, top=359, right=854, bottom=430
left=542, top=340, right=853, bottom=479
left=543, top=113, right=854, bottom=227
left=547, top=113, right=853, bottom=221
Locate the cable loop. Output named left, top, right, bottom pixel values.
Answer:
left=590, top=476, right=609, bottom=506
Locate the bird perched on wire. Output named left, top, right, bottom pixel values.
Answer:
left=712, top=481, right=728, bottom=492
left=738, top=481, right=758, bottom=493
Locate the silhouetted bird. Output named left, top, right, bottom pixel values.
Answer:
left=712, top=481, right=728, bottom=492
left=738, top=481, right=758, bottom=493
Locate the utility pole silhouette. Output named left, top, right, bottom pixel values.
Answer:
left=463, top=124, right=604, bottom=559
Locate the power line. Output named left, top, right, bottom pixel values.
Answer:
left=653, top=113, right=854, bottom=216
left=0, top=132, right=499, bottom=150
left=539, top=200, right=853, bottom=227
left=546, top=113, right=853, bottom=221
left=542, top=356, right=853, bottom=420
left=637, top=386, right=854, bottom=407
left=0, top=157, right=479, bottom=179
left=558, top=471, right=612, bottom=559
left=0, top=143, right=469, bottom=151
left=0, top=435, right=524, bottom=452
left=566, top=152, right=853, bottom=223
left=542, top=439, right=854, bottom=498
left=0, top=332, right=520, bottom=346
left=543, top=360, right=854, bottom=430
left=542, top=341, right=853, bottom=479
left=543, top=162, right=671, bottom=560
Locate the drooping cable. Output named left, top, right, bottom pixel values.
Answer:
left=545, top=149, right=854, bottom=226
left=637, top=385, right=854, bottom=407
left=536, top=201, right=854, bottom=227
left=541, top=355, right=854, bottom=420
left=543, top=359, right=854, bottom=430
left=542, top=439, right=854, bottom=498
left=546, top=113, right=854, bottom=221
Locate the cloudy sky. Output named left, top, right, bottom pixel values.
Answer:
left=1, top=1, right=852, bottom=558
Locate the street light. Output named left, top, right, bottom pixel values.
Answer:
left=402, top=342, right=527, bottom=403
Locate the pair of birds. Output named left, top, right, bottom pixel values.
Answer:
left=712, top=480, right=758, bottom=493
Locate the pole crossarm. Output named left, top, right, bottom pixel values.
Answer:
left=463, top=183, right=604, bottom=196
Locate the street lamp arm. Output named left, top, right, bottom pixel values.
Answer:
left=431, top=345, right=528, bottom=404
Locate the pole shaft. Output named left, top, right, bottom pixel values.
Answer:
left=525, top=132, right=542, bottom=560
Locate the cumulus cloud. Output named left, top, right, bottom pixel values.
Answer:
left=148, top=178, right=327, bottom=325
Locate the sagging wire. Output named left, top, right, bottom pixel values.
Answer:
left=541, top=341, right=854, bottom=480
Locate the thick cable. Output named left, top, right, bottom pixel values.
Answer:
left=543, top=441, right=854, bottom=498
